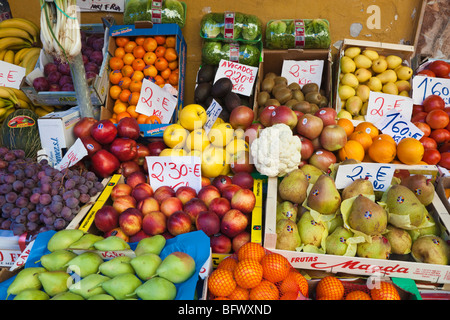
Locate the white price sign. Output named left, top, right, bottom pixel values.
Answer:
left=77, top=0, right=124, bottom=12
left=335, top=163, right=396, bottom=192
left=214, top=59, right=258, bottom=96
left=281, top=60, right=324, bottom=88
left=365, top=91, right=413, bottom=125
left=374, top=109, right=424, bottom=143
left=203, top=99, right=223, bottom=134
left=136, top=78, right=177, bottom=124
left=0, top=61, right=26, bottom=89
left=54, top=138, right=88, bottom=170
left=412, top=75, right=450, bottom=106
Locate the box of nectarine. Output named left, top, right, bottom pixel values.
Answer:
left=263, top=166, right=450, bottom=286
left=100, top=22, right=187, bottom=138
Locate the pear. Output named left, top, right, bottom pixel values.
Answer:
left=328, top=214, right=344, bottom=234
left=276, top=219, right=301, bottom=251
left=348, top=195, right=387, bottom=236
left=341, top=73, right=359, bottom=88
left=400, top=174, right=434, bottom=206
left=134, top=277, right=177, bottom=300
left=297, top=211, right=326, bottom=247
left=344, top=47, right=361, bottom=59
left=354, top=54, right=373, bottom=69
left=300, top=164, right=324, bottom=184
left=88, top=294, right=115, bottom=300
left=382, top=82, right=399, bottom=95
left=306, top=175, right=341, bottom=215
left=386, top=55, right=403, bottom=69
left=68, top=233, right=104, bottom=250
left=130, top=253, right=162, bottom=281
left=47, top=229, right=85, bottom=252
left=371, top=57, right=388, bottom=74
left=50, top=292, right=84, bottom=300
left=399, top=90, right=409, bottom=97
left=408, top=211, right=440, bottom=242
left=13, top=288, right=49, bottom=300
left=98, top=256, right=135, bottom=278
left=134, top=235, right=166, bottom=256
left=338, top=85, right=356, bottom=101
left=384, top=184, right=426, bottom=228
left=355, top=68, right=372, bottom=83
left=7, top=267, right=46, bottom=298
left=367, top=77, right=383, bottom=91
left=101, top=273, right=142, bottom=300
left=155, top=252, right=196, bottom=284
left=396, top=66, right=413, bottom=80
left=276, top=201, right=298, bottom=222
left=345, top=96, right=363, bottom=116
left=353, top=115, right=365, bottom=121
left=337, top=109, right=353, bottom=120
left=69, top=274, right=110, bottom=299
left=93, top=236, right=130, bottom=251
left=362, top=49, right=379, bottom=61
left=64, top=252, right=104, bottom=278
left=385, top=224, right=412, bottom=255
left=376, top=69, right=397, bottom=84
left=40, top=249, right=77, bottom=272
left=341, top=178, right=375, bottom=200
left=38, top=271, right=73, bottom=297
left=361, top=101, right=369, bottom=116
left=395, top=80, right=411, bottom=93
left=325, top=226, right=355, bottom=256
left=340, top=56, right=356, bottom=73
left=411, top=235, right=449, bottom=265
left=356, top=234, right=391, bottom=259
left=278, top=169, right=309, bottom=204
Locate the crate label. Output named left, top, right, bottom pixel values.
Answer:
left=374, top=109, right=424, bottom=143
left=412, top=75, right=450, bottom=106
left=204, top=99, right=223, bottom=134
left=365, top=91, right=413, bottom=124
left=0, top=61, right=25, bottom=89
left=281, top=59, right=324, bottom=88
left=77, top=0, right=124, bottom=12
left=335, top=163, right=396, bottom=191
left=54, top=138, right=88, bottom=171
left=215, top=59, right=258, bottom=96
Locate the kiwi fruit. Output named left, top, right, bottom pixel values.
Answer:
left=261, top=77, right=275, bottom=93
left=292, top=101, right=312, bottom=114
left=271, top=84, right=287, bottom=97
left=301, top=83, right=319, bottom=95
left=288, top=83, right=301, bottom=91
left=273, top=76, right=288, bottom=86
left=285, top=99, right=299, bottom=108
left=319, top=95, right=329, bottom=108
left=264, top=98, right=281, bottom=107
left=305, top=91, right=323, bottom=105
left=292, top=89, right=305, bottom=102
left=274, top=87, right=293, bottom=105
left=264, top=72, right=277, bottom=80
left=257, top=91, right=270, bottom=107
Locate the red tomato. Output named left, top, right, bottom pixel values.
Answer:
left=426, top=109, right=450, bottom=129
left=420, top=136, right=437, bottom=150
left=414, top=122, right=431, bottom=137
left=439, top=142, right=450, bottom=153
left=411, top=111, right=428, bottom=123
left=429, top=128, right=450, bottom=144
left=438, top=152, right=450, bottom=169
left=427, top=60, right=450, bottom=78
left=412, top=104, right=424, bottom=115
left=422, top=149, right=441, bottom=165
left=423, top=95, right=445, bottom=113
left=417, top=69, right=435, bottom=77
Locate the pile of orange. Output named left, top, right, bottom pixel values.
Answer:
left=108, top=35, right=179, bottom=124
left=208, top=242, right=308, bottom=300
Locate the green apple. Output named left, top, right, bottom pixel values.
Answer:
left=163, top=123, right=189, bottom=149
left=201, top=145, right=226, bottom=178
left=207, top=122, right=235, bottom=148
left=179, top=104, right=207, bottom=131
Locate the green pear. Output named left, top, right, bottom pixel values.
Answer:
left=367, top=76, right=383, bottom=91
left=362, top=49, right=379, bottom=61
left=50, top=292, right=84, bottom=300
left=300, top=164, right=324, bottom=185
left=135, top=277, right=177, bottom=300
left=341, top=73, right=359, bottom=88
left=38, top=271, right=73, bottom=297
left=384, top=184, right=426, bottom=228
left=306, top=175, right=341, bottom=215
left=276, top=219, right=301, bottom=251
left=64, top=252, right=104, bottom=278
left=354, top=54, right=372, bottom=69
left=276, top=201, right=298, bottom=222
left=382, top=82, right=399, bottom=95
left=325, top=226, right=355, bottom=256
left=341, top=178, right=375, bottom=200
left=376, top=69, right=397, bottom=84
left=101, top=273, right=142, bottom=300
left=47, top=229, right=85, bottom=252
left=68, top=233, right=105, bottom=250
left=385, top=224, right=412, bottom=255
left=356, top=234, right=391, bottom=259
left=297, top=211, right=326, bottom=247
left=361, top=101, right=369, bottom=116
left=396, top=66, right=413, bottom=80
left=93, top=236, right=130, bottom=251
left=345, top=96, right=363, bottom=116
left=340, top=56, right=356, bottom=73
left=386, top=55, right=403, bottom=69
left=7, top=267, right=46, bottom=298
left=130, top=253, right=162, bottom=281
left=338, top=85, right=356, bottom=101
left=344, top=47, right=361, bottom=59
left=347, top=195, right=387, bottom=236
left=98, top=256, right=135, bottom=278
left=134, top=235, right=166, bottom=256
left=40, top=249, right=77, bottom=272
left=400, top=174, right=435, bottom=206
left=13, top=288, right=49, bottom=300
left=371, top=57, right=388, bottom=74
left=155, top=252, right=196, bottom=284
left=411, top=235, right=449, bottom=265
left=408, top=211, right=440, bottom=242
left=87, top=294, right=115, bottom=300
left=355, top=68, right=372, bottom=84
left=327, top=214, right=344, bottom=234
left=356, top=84, right=371, bottom=102
left=69, top=274, right=110, bottom=299
left=278, top=169, right=309, bottom=204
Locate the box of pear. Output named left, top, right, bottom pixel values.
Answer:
left=263, top=166, right=450, bottom=285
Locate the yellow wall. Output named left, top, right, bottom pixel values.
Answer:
left=9, top=0, right=424, bottom=105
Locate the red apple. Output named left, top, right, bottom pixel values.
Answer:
left=270, top=105, right=298, bottom=129
left=118, top=208, right=142, bottom=236
left=167, top=211, right=192, bottom=236
left=154, top=185, right=176, bottom=203
left=129, top=230, right=150, bottom=242
left=211, top=175, right=233, bottom=193
left=259, top=105, right=277, bottom=127
left=210, top=233, right=232, bottom=254
left=81, top=136, right=102, bottom=157
left=232, top=231, right=251, bottom=253
left=142, top=211, right=167, bottom=235
left=296, top=114, right=324, bottom=140
left=208, top=197, right=231, bottom=220
left=231, top=172, right=254, bottom=189
left=117, top=161, right=142, bottom=178
left=74, top=117, right=98, bottom=139
left=175, top=186, right=197, bottom=205
left=104, top=227, right=129, bottom=242
left=160, top=197, right=183, bottom=218
left=162, top=232, right=174, bottom=240
left=135, top=143, right=151, bottom=166
left=198, top=185, right=221, bottom=207
left=298, top=135, right=314, bottom=160
left=319, top=124, right=347, bottom=152
left=183, top=198, right=208, bottom=223
left=110, top=138, right=138, bottom=162
left=94, top=205, right=119, bottom=233
left=91, top=149, right=120, bottom=178
left=112, top=195, right=136, bottom=214
left=244, top=122, right=264, bottom=146
left=111, top=183, right=132, bottom=201
left=195, top=211, right=220, bottom=236
left=91, top=119, right=118, bottom=145
left=222, top=184, right=241, bottom=201
left=201, top=176, right=211, bottom=188
left=309, top=149, right=337, bottom=172
left=147, top=139, right=167, bottom=156
left=220, top=209, right=248, bottom=238
left=231, top=188, right=256, bottom=214
left=126, top=171, right=147, bottom=189
left=229, top=105, right=255, bottom=130
left=117, top=116, right=140, bottom=140
left=315, top=107, right=337, bottom=126
left=230, top=151, right=254, bottom=174
left=131, top=182, right=154, bottom=203
left=137, top=197, right=160, bottom=216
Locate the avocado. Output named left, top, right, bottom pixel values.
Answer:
left=197, top=64, right=216, bottom=83
left=211, top=77, right=233, bottom=99
left=194, top=82, right=212, bottom=104
left=224, top=91, right=241, bottom=112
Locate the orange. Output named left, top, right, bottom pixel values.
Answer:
left=109, top=85, right=122, bottom=100
left=370, top=281, right=401, bottom=300
left=164, top=47, right=178, bottom=62
left=373, top=133, right=396, bottom=146
left=154, top=75, right=165, bottom=86
left=113, top=101, right=128, bottom=114
left=124, top=40, right=137, bottom=53
left=154, top=35, right=166, bottom=45
left=109, top=57, right=124, bottom=70
left=160, top=67, right=171, bottom=80
left=345, top=290, right=372, bottom=300
left=126, top=105, right=139, bottom=118
left=143, top=51, right=157, bottom=65
left=129, top=80, right=142, bottom=93
left=237, top=242, right=266, bottom=262
left=208, top=269, right=236, bottom=297
left=132, top=58, right=146, bottom=71
left=145, top=115, right=162, bottom=124
left=143, top=64, right=158, bottom=78
left=260, top=253, right=290, bottom=283
left=355, top=121, right=379, bottom=139
left=155, top=45, right=166, bottom=58
left=143, top=37, right=157, bottom=52
left=168, top=60, right=178, bottom=70
left=280, top=292, right=299, bottom=300
left=349, top=130, right=373, bottom=151
left=122, top=53, right=136, bottom=65
left=233, top=259, right=263, bottom=289
left=396, top=137, right=424, bottom=165
left=249, top=280, right=279, bottom=300
left=217, top=257, right=238, bottom=272
left=278, top=270, right=309, bottom=298
left=109, top=69, right=123, bottom=85
left=337, top=118, right=354, bottom=136
left=168, top=72, right=179, bottom=86
left=135, top=36, right=146, bottom=46
left=368, top=139, right=397, bottom=163
left=155, top=57, right=168, bottom=71
left=115, top=36, right=129, bottom=48
left=227, top=286, right=249, bottom=300
left=338, top=140, right=365, bottom=162
left=121, top=65, right=135, bottom=78
left=315, top=276, right=345, bottom=300
left=128, top=92, right=140, bottom=106
left=119, top=89, right=132, bottom=103
left=137, top=113, right=148, bottom=125
left=132, top=45, right=146, bottom=59
left=131, top=70, right=145, bottom=82
left=114, top=47, right=126, bottom=59
left=165, top=36, right=176, bottom=48
left=109, top=118, right=118, bottom=124
left=116, top=111, right=131, bottom=122
left=119, top=76, right=132, bottom=90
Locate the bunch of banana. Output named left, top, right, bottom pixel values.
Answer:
left=0, top=86, right=37, bottom=122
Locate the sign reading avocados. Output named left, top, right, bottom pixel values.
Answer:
left=214, top=59, right=258, bottom=97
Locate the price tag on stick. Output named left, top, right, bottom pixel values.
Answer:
left=203, top=99, right=223, bottom=134
left=281, top=60, right=324, bottom=88
left=214, top=59, right=258, bottom=96
left=374, top=109, right=424, bottom=143
left=335, top=163, right=396, bottom=192
left=146, top=156, right=202, bottom=193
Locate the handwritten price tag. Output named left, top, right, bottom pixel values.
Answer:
left=412, top=75, right=450, bottom=106
left=214, top=59, right=258, bottom=96
left=136, top=78, right=177, bottom=124
left=146, top=156, right=202, bottom=192
left=281, top=60, right=324, bottom=88
left=335, top=163, right=396, bottom=191
left=54, top=138, right=88, bottom=170
left=0, top=61, right=26, bottom=89
left=77, top=0, right=124, bottom=12
left=375, top=109, right=424, bottom=143
left=365, top=91, right=413, bottom=125
left=203, top=99, right=223, bottom=134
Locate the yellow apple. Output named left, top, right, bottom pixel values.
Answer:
left=159, top=148, right=188, bottom=157
left=163, top=123, right=189, bottom=149
left=179, top=104, right=207, bottom=131
left=201, top=145, right=226, bottom=178
left=208, top=122, right=235, bottom=148
left=220, top=149, right=231, bottom=175
left=226, top=137, right=250, bottom=155
left=186, top=128, right=210, bottom=151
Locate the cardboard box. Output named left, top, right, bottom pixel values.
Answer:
left=21, top=23, right=112, bottom=107
left=436, top=176, right=450, bottom=215
left=263, top=167, right=450, bottom=285
left=101, top=23, right=187, bottom=138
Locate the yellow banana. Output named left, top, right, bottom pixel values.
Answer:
left=0, top=27, right=34, bottom=43
left=0, top=18, right=39, bottom=43
left=13, top=47, right=32, bottom=65
left=0, top=87, right=18, bottom=105
left=23, top=53, right=39, bottom=75
left=3, top=50, right=15, bottom=64
left=20, top=47, right=40, bottom=67
left=34, top=107, right=50, bottom=117
left=9, top=88, right=31, bottom=104
left=0, top=37, right=31, bottom=52
left=16, top=98, right=31, bottom=109
left=39, top=105, right=54, bottom=113
left=0, top=49, right=7, bottom=61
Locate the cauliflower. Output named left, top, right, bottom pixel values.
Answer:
left=250, top=123, right=302, bottom=177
